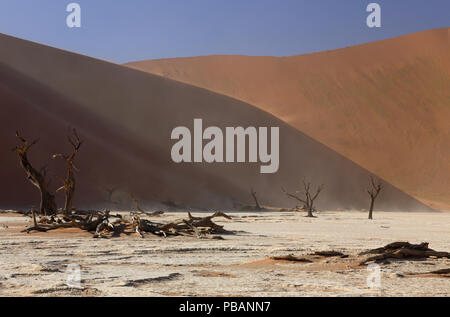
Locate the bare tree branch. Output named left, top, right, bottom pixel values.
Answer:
left=250, top=188, right=262, bottom=211
left=367, top=176, right=383, bottom=220
left=14, top=131, right=57, bottom=216
left=52, top=128, right=83, bottom=215
left=282, top=179, right=324, bottom=217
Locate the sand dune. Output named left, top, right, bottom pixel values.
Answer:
left=126, top=28, right=450, bottom=209
left=0, top=33, right=431, bottom=211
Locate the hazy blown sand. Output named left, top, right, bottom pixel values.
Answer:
left=126, top=28, right=450, bottom=209
left=0, top=33, right=430, bottom=211
left=0, top=211, right=448, bottom=297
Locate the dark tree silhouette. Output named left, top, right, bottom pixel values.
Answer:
left=105, top=186, right=119, bottom=205
left=367, top=176, right=383, bottom=220
left=282, top=180, right=324, bottom=217
left=250, top=188, right=262, bottom=211
left=14, top=131, right=57, bottom=216
left=53, top=128, right=83, bottom=215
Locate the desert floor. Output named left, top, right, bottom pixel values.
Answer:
left=0, top=210, right=448, bottom=297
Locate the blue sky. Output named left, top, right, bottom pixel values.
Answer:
left=0, top=0, right=448, bottom=63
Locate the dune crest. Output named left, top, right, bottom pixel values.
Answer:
left=0, top=33, right=431, bottom=211
left=126, top=28, right=450, bottom=208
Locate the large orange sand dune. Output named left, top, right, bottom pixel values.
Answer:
left=126, top=28, right=450, bottom=209
left=0, top=33, right=431, bottom=211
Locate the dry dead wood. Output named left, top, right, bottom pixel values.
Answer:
left=21, top=209, right=116, bottom=234
left=129, top=194, right=164, bottom=217
left=313, top=251, right=346, bottom=257
left=271, top=255, right=313, bottom=263
left=186, top=211, right=232, bottom=232
left=429, top=268, right=450, bottom=275
left=282, top=180, right=324, bottom=217
left=14, top=132, right=57, bottom=216
left=359, top=242, right=450, bottom=266
left=93, top=218, right=116, bottom=239
left=359, top=242, right=430, bottom=255
left=367, top=176, right=383, bottom=220
left=250, top=188, right=262, bottom=211
left=132, top=211, right=233, bottom=239
left=13, top=130, right=229, bottom=239
left=53, top=128, right=83, bottom=216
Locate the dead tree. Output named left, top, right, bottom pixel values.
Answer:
left=105, top=187, right=119, bottom=204
left=53, top=129, right=83, bottom=215
left=13, top=132, right=57, bottom=216
left=21, top=193, right=231, bottom=239
left=250, top=188, right=262, bottom=211
left=367, top=176, right=383, bottom=220
left=130, top=193, right=164, bottom=217
left=133, top=211, right=232, bottom=238
left=282, top=180, right=324, bottom=217
left=359, top=242, right=450, bottom=266
left=130, top=193, right=144, bottom=213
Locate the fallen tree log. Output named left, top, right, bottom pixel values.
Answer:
left=93, top=218, right=116, bottom=238
left=271, top=255, right=313, bottom=263
left=359, top=242, right=450, bottom=266
left=359, top=242, right=430, bottom=255
left=313, top=251, right=346, bottom=257
left=21, top=210, right=116, bottom=234
left=133, top=211, right=233, bottom=238
left=22, top=209, right=233, bottom=240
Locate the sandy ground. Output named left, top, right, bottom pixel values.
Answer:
left=0, top=210, right=448, bottom=297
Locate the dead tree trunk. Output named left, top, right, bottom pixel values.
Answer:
left=367, top=176, right=383, bottom=220
left=130, top=193, right=144, bottom=212
left=14, top=132, right=57, bottom=216
left=105, top=187, right=119, bottom=204
left=359, top=242, right=450, bottom=266
left=250, top=188, right=262, bottom=211
left=282, top=180, right=324, bottom=217
left=129, top=194, right=164, bottom=217
left=53, top=129, right=83, bottom=215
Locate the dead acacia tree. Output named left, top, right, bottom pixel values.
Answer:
left=129, top=193, right=164, bottom=217
left=367, top=176, right=383, bottom=220
left=12, top=130, right=230, bottom=239
left=129, top=193, right=144, bottom=213
left=250, top=188, right=262, bottom=211
left=282, top=180, right=324, bottom=217
left=105, top=186, right=119, bottom=205
left=13, top=132, right=57, bottom=216
left=53, top=129, right=83, bottom=216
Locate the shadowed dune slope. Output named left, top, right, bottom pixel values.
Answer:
left=0, top=33, right=431, bottom=211
left=126, top=28, right=450, bottom=209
